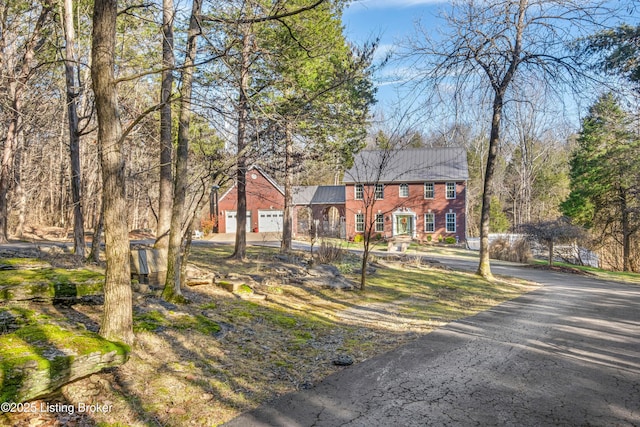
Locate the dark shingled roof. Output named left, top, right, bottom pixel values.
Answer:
left=343, top=147, right=469, bottom=183
left=292, top=186, right=317, bottom=205
left=311, top=186, right=345, bottom=204
left=293, top=185, right=345, bottom=205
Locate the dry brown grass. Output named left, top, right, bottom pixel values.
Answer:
left=1, top=246, right=537, bottom=427
left=489, top=238, right=532, bottom=263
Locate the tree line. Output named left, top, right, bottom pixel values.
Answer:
left=1, top=0, right=374, bottom=344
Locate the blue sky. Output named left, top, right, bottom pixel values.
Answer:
left=343, top=0, right=442, bottom=45
left=342, top=0, right=640, bottom=131
left=343, top=0, right=446, bottom=109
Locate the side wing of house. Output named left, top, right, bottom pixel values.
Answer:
left=292, top=186, right=346, bottom=239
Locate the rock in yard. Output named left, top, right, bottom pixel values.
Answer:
left=308, top=264, right=341, bottom=277
left=332, top=355, right=354, bottom=366
left=302, top=275, right=355, bottom=290
left=185, top=264, right=217, bottom=286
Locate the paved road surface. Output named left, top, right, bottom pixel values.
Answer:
left=224, top=262, right=640, bottom=426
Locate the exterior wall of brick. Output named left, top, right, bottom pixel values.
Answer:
left=217, top=169, right=284, bottom=233
left=344, top=181, right=467, bottom=242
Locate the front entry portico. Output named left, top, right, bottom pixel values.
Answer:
left=392, top=209, right=416, bottom=238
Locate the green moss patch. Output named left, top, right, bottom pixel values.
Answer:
left=0, top=266, right=104, bottom=303
left=133, top=311, right=166, bottom=332
left=0, top=258, right=51, bottom=270
left=0, top=324, right=129, bottom=402
left=266, top=313, right=297, bottom=328
left=236, top=284, right=253, bottom=294
left=174, top=314, right=221, bottom=335
left=134, top=310, right=220, bottom=335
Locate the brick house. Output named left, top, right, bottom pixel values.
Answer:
left=342, top=147, right=469, bottom=242
left=217, top=166, right=285, bottom=233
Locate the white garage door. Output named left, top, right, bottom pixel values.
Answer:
left=225, top=211, right=251, bottom=233
left=258, top=210, right=283, bottom=232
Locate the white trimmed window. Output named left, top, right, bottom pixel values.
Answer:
left=399, top=183, right=409, bottom=198
left=355, top=184, right=364, bottom=200
left=446, top=212, right=456, bottom=233
left=375, top=183, right=384, bottom=199
left=424, top=182, right=434, bottom=199
left=356, top=213, right=364, bottom=233
left=375, top=214, right=385, bottom=232
left=424, top=213, right=435, bottom=232
left=446, top=182, right=456, bottom=199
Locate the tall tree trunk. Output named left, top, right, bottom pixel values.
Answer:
left=92, top=0, right=134, bottom=345
left=180, top=190, right=209, bottom=286
left=477, top=96, right=503, bottom=280
left=14, top=135, right=25, bottom=238
left=1, top=2, right=50, bottom=242
left=162, top=0, right=202, bottom=302
left=281, top=121, right=294, bottom=252
left=232, top=23, right=252, bottom=260
left=89, top=208, right=104, bottom=264
left=360, top=235, right=370, bottom=291
left=476, top=0, right=525, bottom=279
left=0, top=87, right=19, bottom=243
left=154, top=0, right=175, bottom=285
left=620, top=188, right=631, bottom=272
left=63, top=0, right=86, bottom=258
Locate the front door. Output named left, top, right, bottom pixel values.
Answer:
left=395, top=214, right=414, bottom=236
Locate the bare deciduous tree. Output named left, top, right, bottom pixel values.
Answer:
left=404, top=0, right=614, bottom=279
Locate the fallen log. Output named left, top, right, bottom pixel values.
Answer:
left=0, top=324, right=129, bottom=403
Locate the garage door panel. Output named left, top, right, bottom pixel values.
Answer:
left=225, top=211, right=251, bottom=233
left=258, top=210, right=283, bottom=232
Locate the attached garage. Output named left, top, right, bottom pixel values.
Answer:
left=225, top=211, right=251, bottom=233
left=258, top=210, right=283, bottom=232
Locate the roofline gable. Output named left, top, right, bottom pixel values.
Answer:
left=218, top=165, right=285, bottom=203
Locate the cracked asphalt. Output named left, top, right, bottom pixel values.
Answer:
left=223, top=259, right=640, bottom=427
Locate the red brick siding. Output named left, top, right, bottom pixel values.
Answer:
left=344, top=181, right=466, bottom=241
left=217, top=170, right=284, bottom=232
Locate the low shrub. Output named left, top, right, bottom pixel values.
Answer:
left=317, top=241, right=345, bottom=264
left=200, top=218, right=215, bottom=235
left=444, top=236, right=456, bottom=244
left=489, top=238, right=531, bottom=263
left=353, top=234, right=364, bottom=243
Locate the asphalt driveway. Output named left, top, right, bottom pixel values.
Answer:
left=224, top=262, right=640, bottom=426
